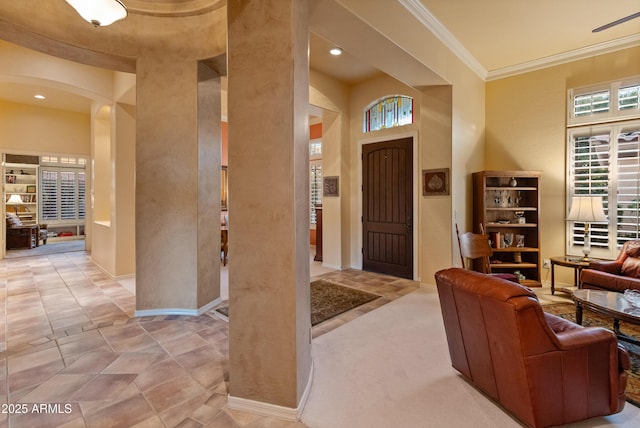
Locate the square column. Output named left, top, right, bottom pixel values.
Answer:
left=227, top=0, right=312, bottom=415
left=135, top=56, right=221, bottom=314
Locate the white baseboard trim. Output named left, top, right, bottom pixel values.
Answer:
left=321, top=263, right=342, bottom=270
left=227, top=361, right=314, bottom=421
left=134, top=296, right=222, bottom=317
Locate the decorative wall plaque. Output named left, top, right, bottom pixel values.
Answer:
left=323, top=176, right=339, bottom=197
left=422, top=168, right=449, bottom=196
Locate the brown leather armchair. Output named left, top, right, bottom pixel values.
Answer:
left=435, top=268, right=629, bottom=428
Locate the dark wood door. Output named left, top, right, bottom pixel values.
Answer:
left=362, top=138, right=413, bottom=279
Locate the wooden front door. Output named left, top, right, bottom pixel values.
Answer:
left=362, top=137, right=413, bottom=279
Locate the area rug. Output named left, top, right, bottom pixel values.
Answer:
left=544, top=302, right=640, bottom=407
left=310, top=280, right=380, bottom=325
left=214, top=280, right=381, bottom=326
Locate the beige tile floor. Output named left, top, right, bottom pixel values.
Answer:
left=0, top=250, right=419, bottom=427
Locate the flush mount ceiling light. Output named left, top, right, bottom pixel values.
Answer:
left=329, top=47, right=343, bottom=56
left=65, top=0, right=128, bottom=27
left=34, top=94, right=46, bottom=100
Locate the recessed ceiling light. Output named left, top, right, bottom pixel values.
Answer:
left=329, top=47, right=343, bottom=56
left=34, top=94, right=46, bottom=100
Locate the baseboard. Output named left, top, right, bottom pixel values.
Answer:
left=134, top=296, right=222, bottom=317
left=227, top=361, right=314, bottom=421
left=322, top=263, right=342, bottom=270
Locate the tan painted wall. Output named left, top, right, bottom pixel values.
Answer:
left=0, top=100, right=90, bottom=156
left=486, top=46, right=640, bottom=286
left=309, top=69, right=350, bottom=269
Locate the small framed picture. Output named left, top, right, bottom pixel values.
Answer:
left=323, top=176, right=339, bottom=197
left=26, top=185, right=36, bottom=193
left=422, top=168, right=449, bottom=196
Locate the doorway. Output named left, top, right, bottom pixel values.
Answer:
left=362, top=137, right=414, bottom=279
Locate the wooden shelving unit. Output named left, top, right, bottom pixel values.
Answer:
left=4, top=163, right=39, bottom=225
left=473, top=170, right=542, bottom=287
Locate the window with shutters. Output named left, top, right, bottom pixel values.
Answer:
left=310, top=138, right=322, bottom=225
left=567, top=118, right=640, bottom=258
left=568, top=77, right=640, bottom=126
left=40, top=156, right=86, bottom=228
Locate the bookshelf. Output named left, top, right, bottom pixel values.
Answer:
left=473, top=170, right=542, bottom=287
left=4, top=164, right=39, bottom=225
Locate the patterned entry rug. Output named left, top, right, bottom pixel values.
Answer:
left=215, top=280, right=380, bottom=326
left=544, top=303, right=640, bottom=407
left=310, top=280, right=380, bottom=325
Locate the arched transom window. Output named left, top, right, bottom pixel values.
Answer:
left=363, top=95, right=414, bottom=132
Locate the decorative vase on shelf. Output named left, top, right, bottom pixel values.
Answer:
left=509, top=177, right=518, bottom=187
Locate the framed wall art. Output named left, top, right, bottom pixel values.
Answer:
left=422, top=168, right=449, bottom=196
left=323, top=176, right=339, bottom=197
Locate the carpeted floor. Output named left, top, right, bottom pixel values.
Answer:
left=544, top=302, right=640, bottom=407
left=214, top=279, right=381, bottom=326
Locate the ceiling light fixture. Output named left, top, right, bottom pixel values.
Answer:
left=65, top=0, right=128, bottom=27
left=34, top=94, right=46, bottom=100
left=329, top=47, right=343, bottom=56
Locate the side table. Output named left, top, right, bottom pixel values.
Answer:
left=550, top=256, right=589, bottom=295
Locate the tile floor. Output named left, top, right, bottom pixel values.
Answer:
left=0, top=250, right=419, bottom=427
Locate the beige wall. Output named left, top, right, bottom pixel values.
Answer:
left=309, top=69, right=350, bottom=269
left=0, top=100, right=90, bottom=156
left=486, top=45, right=640, bottom=286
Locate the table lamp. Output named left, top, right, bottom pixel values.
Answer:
left=567, top=196, right=608, bottom=260
left=6, top=194, right=22, bottom=213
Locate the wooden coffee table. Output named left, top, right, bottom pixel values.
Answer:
left=572, top=289, right=640, bottom=345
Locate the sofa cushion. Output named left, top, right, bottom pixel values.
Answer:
left=621, top=257, right=640, bottom=278
left=626, top=241, right=640, bottom=258
left=5, top=212, right=22, bottom=227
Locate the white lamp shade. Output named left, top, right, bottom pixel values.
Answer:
left=7, top=194, right=22, bottom=204
left=65, top=0, right=128, bottom=27
left=567, top=196, right=608, bottom=223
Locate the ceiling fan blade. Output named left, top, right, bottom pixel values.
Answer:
left=593, top=11, right=640, bottom=32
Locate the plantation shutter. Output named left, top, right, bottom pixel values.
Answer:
left=41, top=170, right=59, bottom=221
left=574, top=90, right=610, bottom=117
left=40, top=168, right=85, bottom=222
left=616, top=128, right=640, bottom=244
left=78, top=172, right=86, bottom=219
left=310, top=164, right=322, bottom=224
left=569, top=131, right=611, bottom=248
left=619, top=85, right=640, bottom=111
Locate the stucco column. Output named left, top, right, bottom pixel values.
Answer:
left=227, top=0, right=312, bottom=417
left=135, top=56, right=221, bottom=315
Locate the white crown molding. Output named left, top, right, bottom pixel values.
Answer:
left=487, top=33, right=640, bottom=81
left=399, top=0, right=640, bottom=82
left=398, top=0, right=487, bottom=80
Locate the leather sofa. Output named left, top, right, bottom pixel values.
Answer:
left=581, top=240, right=640, bottom=291
left=434, top=268, right=629, bottom=428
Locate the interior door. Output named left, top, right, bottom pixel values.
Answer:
left=362, top=137, right=413, bottom=279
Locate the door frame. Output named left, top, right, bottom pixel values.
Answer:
left=356, top=131, right=419, bottom=281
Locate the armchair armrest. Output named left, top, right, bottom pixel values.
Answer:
left=544, top=313, right=618, bottom=349
left=588, top=260, right=623, bottom=275
left=618, top=344, right=630, bottom=371
left=554, top=326, right=618, bottom=350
